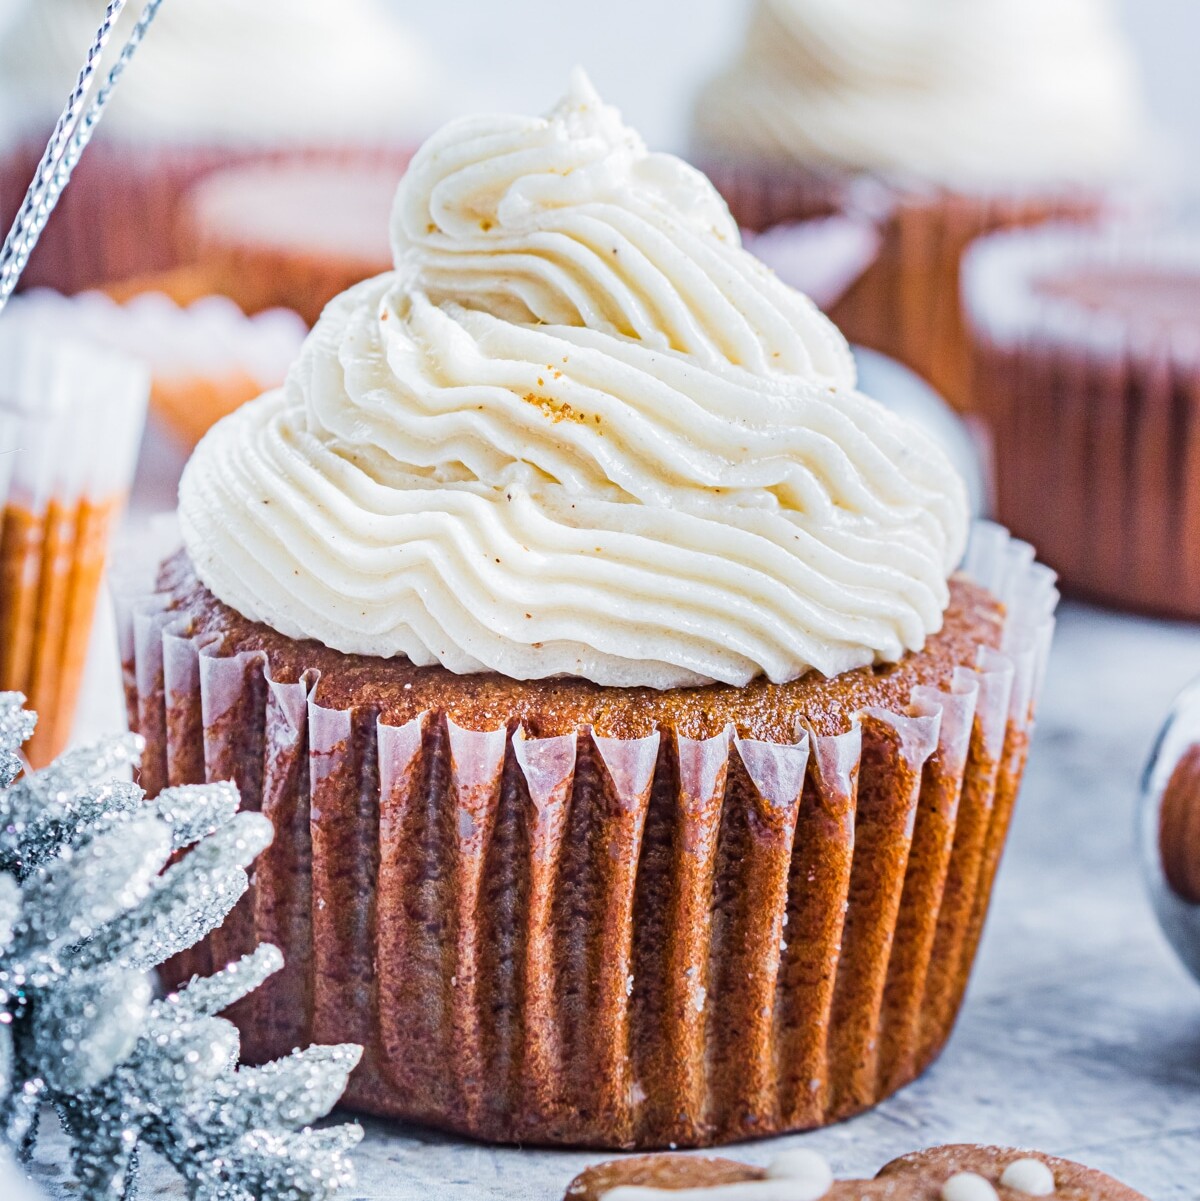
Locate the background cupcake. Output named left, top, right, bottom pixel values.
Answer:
left=179, top=159, right=400, bottom=326
left=0, top=326, right=148, bottom=767
left=963, top=221, right=1200, bottom=620
left=119, top=76, right=1057, bottom=1149
left=692, top=0, right=1148, bottom=410
left=0, top=0, right=439, bottom=293
left=5, top=286, right=307, bottom=450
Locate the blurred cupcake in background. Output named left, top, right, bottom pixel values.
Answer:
left=6, top=287, right=307, bottom=449
left=0, top=327, right=148, bottom=766
left=964, top=222, right=1200, bottom=620
left=0, top=0, right=440, bottom=293
left=692, top=0, right=1148, bottom=409
left=180, top=159, right=399, bottom=326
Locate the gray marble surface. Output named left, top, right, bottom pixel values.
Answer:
left=28, top=595, right=1200, bottom=1200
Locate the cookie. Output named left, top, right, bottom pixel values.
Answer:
left=564, top=1144, right=1146, bottom=1200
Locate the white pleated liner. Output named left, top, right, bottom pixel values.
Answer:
left=0, top=323, right=148, bottom=513
left=116, top=518, right=1058, bottom=1145
left=3, top=289, right=307, bottom=390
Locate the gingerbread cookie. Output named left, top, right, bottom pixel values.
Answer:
left=564, top=1144, right=1146, bottom=1201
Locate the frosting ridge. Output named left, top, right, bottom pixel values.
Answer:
left=180, top=73, right=969, bottom=689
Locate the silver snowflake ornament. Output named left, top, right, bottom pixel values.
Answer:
left=0, top=693, right=363, bottom=1201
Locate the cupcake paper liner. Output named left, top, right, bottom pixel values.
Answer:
left=117, top=522, right=1056, bottom=1148
left=0, top=327, right=148, bottom=765
left=963, top=223, right=1200, bottom=619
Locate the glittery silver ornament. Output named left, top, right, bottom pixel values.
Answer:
left=0, top=693, right=363, bottom=1201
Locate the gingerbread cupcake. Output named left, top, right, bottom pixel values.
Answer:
left=0, top=0, right=435, bottom=292
left=119, top=74, right=1057, bottom=1148
left=963, top=222, right=1200, bottom=619
left=692, top=0, right=1146, bottom=410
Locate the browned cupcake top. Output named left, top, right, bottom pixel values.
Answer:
left=564, top=1144, right=1146, bottom=1201
left=160, top=550, right=1004, bottom=741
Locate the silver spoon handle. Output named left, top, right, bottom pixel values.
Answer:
left=0, top=0, right=169, bottom=312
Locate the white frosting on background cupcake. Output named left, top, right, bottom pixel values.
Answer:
left=180, top=73, right=968, bottom=690
left=0, top=0, right=441, bottom=143
left=694, top=0, right=1144, bottom=186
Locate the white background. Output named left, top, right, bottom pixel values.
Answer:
left=395, top=0, right=1200, bottom=170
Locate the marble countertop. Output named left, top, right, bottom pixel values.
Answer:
left=31, top=424, right=1200, bottom=1201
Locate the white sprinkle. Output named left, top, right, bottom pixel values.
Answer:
left=767, top=1148, right=833, bottom=1197
left=1000, top=1159, right=1056, bottom=1196
left=941, top=1172, right=1000, bottom=1201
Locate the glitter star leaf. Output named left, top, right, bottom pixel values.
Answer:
left=0, top=693, right=363, bottom=1201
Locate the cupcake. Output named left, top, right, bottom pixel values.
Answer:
left=963, top=223, right=1200, bottom=619
left=692, top=0, right=1146, bottom=410
left=5, top=286, right=307, bottom=449
left=0, top=326, right=148, bottom=767
left=118, top=73, right=1057, bottom=1149
left=0, top=0, right=437, bottom=293
left=180, top=159, right=401, bottom=326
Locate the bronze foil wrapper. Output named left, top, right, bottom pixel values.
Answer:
left=117, top=523, right=1056, bottom=1148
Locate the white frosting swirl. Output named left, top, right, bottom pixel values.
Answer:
left=180, top=73, right=968, bottom=689
left=693, top=0, right=1143, bottom=186
left=0, top=0, right=440, bottom=143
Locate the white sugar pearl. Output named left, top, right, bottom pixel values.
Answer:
left=941, top=1172, right=1000, bottom=1201
left=766, top=1149, right=834, bottom=1196
left=1000, top=1158, right=1056, bottom=1196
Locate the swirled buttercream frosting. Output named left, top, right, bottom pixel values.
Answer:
left=693, top=0, right=1143, bottom=185
left=179, top=73, right=969, bottom=689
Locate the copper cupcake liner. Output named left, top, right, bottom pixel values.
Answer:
left=963, top=223, right=1200, bottom=619
left=117, top=523, right=1056, bottom=1148
left=699, top=157, right=1106, bottom=412
left=831, top=187, right=1106, bottom=413
left=0, top=330, right=148, bottom=766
